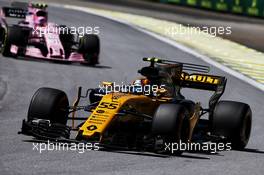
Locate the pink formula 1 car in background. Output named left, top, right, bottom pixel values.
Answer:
left=0, top=2, right=100, bottom=65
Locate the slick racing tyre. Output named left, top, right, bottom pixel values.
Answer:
left=27, top=87, right=69, bottom=125
left=211, top=101, right=252, bottom=150
left=152, top=104, right=190, bottom=155
left=0, top=26, right=5, bottom=48
left=59, top=25, right=75, bottom=58
left=78, top=34, right=100, bottom=65
left=2, top=25, right=29, bottom=57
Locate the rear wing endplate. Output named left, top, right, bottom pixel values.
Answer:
left=180, top=73, right=227, bottom=109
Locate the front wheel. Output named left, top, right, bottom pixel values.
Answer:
left=59, top=25, right=74, bottom=58
left=2, top=25, right=28, bottom=57
left=152, top=104, right=190, bottom=155
left=211, top=101, right=252, bottom=150
left=27, top=87, right=69, bottom=125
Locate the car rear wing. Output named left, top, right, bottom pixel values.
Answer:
left=142, top=57, right=224, bottom=90
left=142, top=57, right=227, bottom=109
left=1, top=7, right=27, bottom=18
left=180, top=73, right=226, bottom=91
left=1, top=2, right=48, bottom=19
left=180, top=73, right=227, bottom=109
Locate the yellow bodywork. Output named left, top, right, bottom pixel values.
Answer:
left=79, top=92, right=159, bottom=139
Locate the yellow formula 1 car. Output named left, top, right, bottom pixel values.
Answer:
left=19, top=57, right=252, bottom=154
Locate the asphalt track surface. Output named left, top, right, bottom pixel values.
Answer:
left=44, top=0, right=264, bottom=52
left=0, top=1, right=264, bottom=175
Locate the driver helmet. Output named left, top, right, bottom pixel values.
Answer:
left=34, top=10, right=47, bottom=26
left=132, top=78, right=150, bottom=94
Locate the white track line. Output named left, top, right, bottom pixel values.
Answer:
left=54, top=3, right=264, bottom=92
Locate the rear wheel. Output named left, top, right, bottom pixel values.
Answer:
left=78, top=34, right=100, bottom=65
left=27, top=87, right=69, bottom=125
left=152, top=104, right=190, bottom=155
left=211, top=101, right=252, bottom=150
